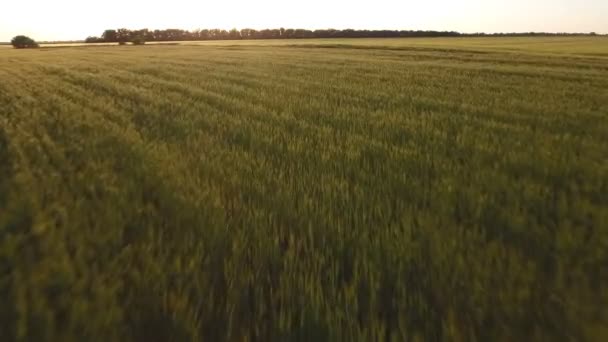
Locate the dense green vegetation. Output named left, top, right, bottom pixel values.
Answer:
left=0, top=38, right=607, bottom=341
left=86, top=28, right=462, bottom=43
left=85, top=27, right=601, bottom=44
left=10, top=36, right=39, bottom=49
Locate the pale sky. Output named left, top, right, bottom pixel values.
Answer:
left=1, top=0, right=607, bottom=41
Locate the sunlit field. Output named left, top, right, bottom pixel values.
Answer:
left=1, top=38, right=607, bottom=341
left=175, top=36, right=608, bottom=55
left=4, top=36, right=608, bottom=55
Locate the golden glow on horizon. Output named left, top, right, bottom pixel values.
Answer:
left=1, top=0, right=607, bottom=41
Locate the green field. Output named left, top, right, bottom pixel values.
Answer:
left=1, top=38, right=607, bottom=341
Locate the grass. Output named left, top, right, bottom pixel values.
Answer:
left=0, top=38, right=607, bottom=341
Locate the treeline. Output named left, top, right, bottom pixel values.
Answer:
left=85, top=28, right=602, bottom=43
left=85, top=28, right=459, bottom=43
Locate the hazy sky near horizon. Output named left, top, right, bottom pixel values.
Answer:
left=1, top=0, right=607, bottom=41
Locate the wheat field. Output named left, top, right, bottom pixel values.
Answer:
left=1, top=38, right=607, bottom=341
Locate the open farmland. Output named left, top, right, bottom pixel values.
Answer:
left=175, top=36, right=608, bottom=56
left=6, top=36, right=608, bottom=55
left=1, top=38, right=607, bottom=340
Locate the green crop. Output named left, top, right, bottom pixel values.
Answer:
left=1, top=37, right=607, bottom=341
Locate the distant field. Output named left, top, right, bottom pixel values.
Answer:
left=1, top=38, right=607, bottom=340
left=3, top=36, right=608, bottom=55
left=176, top=36, right=608, bottom=56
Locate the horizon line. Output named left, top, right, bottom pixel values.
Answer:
left=2, top=28, right=606, bottom=43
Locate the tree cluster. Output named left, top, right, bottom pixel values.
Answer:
left=86, top=28, right=603, bottom=44
left=86, top=28, right=466, bottom=43
left=11, top=35, right=39, bottom=49
left=468, top=32, right=599, bottom=37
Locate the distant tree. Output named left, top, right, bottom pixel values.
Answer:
left=164, top=29, right=187, bottom=41
left=283, top=29, right=295, bottom=39
left=240, top=28, right=253, bottom=39
left=269, top=29, right=281, bottom=39
left=11, top=35, right=39, bottom=49
left=102, top=29, right=118, bottom=42
left=259, top=29, right=272, bottom=39
left=143, top=29, right=154, bottom=42
left=85, top=36, right=103, bottom=43
left=116, top=28, right=131, bottom=43
left=132, top=36, right=146, bottom=45
left=131, top=29, right=151, bottom=41
left=293, top=29, right=312, bottom=38
left=229, top=28, right=241, bottom=40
